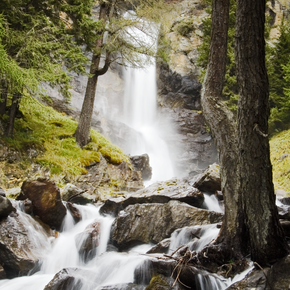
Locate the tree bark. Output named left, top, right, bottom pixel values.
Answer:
left=235, top=0, right=288, bottom=265
left=201, top=0, right=248, bottom=258
left=0, top=79, right=8, bottom=116
left=75, top=3, right=111, bottom=147
left=6, top=93, right=21, bottom=138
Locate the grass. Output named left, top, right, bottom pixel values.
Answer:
left=3, top=93, right=130, bottom=178
left=270, top=129, right=290, bottom=195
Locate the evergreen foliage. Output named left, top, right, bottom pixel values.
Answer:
left=268, top=20, right=290, bottom=134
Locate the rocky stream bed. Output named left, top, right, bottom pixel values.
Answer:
left=0, top=163, right=289, bottom=290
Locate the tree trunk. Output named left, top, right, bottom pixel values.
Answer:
left=0, top=79, right=8, bottom=116
left=201, top=0, right=248, bottom=258
left=6, top=93, right=21, bottom=138
left=235, top=0, right=288, bottom=265
left=75, top=3, right=111, bottom=147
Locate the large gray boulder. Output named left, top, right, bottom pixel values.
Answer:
left=0, top=212, right=51, bottom=278
left=193, top=163, right=221, bottom=193
left=110, top=200, right=223, bottom=251
left=100, top=177, right=205, bottom=217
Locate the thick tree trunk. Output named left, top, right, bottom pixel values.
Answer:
left=235, top=0, right=288, bottom=265
left=75, top=3, right=109, bottom=147
left=6, top=93, right=21, bottom=138
left=0, top=79, right=8, bottom=116
left=201, top=0, right=247, bottom=258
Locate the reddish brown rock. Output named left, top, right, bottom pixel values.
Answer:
left=19, top=179, right=67, bottom=230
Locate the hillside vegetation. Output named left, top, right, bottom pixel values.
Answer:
left=0, top=94, right=130, bottom=188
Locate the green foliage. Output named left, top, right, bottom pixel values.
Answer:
left=268, top=20, right=290, bottom=134
left=197, top=0, right=272, bottom=112
left=4, top=94, right=130, bottom=176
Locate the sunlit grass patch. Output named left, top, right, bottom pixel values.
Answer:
left=3, top=94, right=130, bottom=178
left=270, top=129, right=290, bottom=195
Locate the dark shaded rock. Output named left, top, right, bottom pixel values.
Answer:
left=157, top=63, right=201, bottom=111
left=75, top=221, right=101, bottom=262
left=0, top=196, right=16, bottom=218
left=267, top=254, right=290, bottom=289
left=135, top=256, right=226, bottom=290
left=44, top=268, right=84, bottom=290
left=19, top=179, right=67, bottom=231
left=226, top=268, right=268, bottom=290
left=0, top=187, right=6, bottom=197
left=23, top=198, right=33, bottom=214
left=130, top=154, right=152, bottom=181
left=0, top=264, right=6, bottom=280
left=61, top=183, right=93, bottom=205
left=146, top=239, right=171, bottom=254
left=277, top=205, right=290, bottom=220
left=100, top=178, right=204, bottom=217
left=279, top=197, right=290, bottom=205
left=280, top=220, right=290, bottom=237
left=66, top=202, right=82, bottom=223
left=192, top=163, right=221, bottom=193
left=0, top=213, right=49, bottom=278
left=110, top=201, right=223, bottom=251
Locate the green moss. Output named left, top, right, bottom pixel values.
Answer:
left=270, top=129, right=290, bottom=195
left=174, top=18, right=195, bottom=37
left=3, top=94, right=130, bottom=179
left=145, top=275, right=170, bottom=290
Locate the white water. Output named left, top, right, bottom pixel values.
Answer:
left=122, top=63, right=175, bottom=183
left=0, top=197, right=252, bottom=290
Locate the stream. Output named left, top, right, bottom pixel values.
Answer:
left=0, top=197, right=251, bottom=290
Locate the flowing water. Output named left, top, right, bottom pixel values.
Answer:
left=0, top=197, right=252, bottom=290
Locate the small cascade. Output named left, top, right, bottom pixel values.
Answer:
left=203, top=193, right=223, bottom=213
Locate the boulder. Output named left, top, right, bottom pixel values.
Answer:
left=19, top=179, right=67, bottom=231
left=130, top=154, right=152, bottom=181
left=75, top=221, right=101, bottom=262
left=100, top=178, right=205, bottom=217
left=66, top=202, right=82, bottom=223
left=44, top=268, right=85, bottom=290
left=0, top=213, right=49, bottom=278
left=110, top=200, right=223, bottom=251
left=61, top=183, right=93, bottom=205
left=0, top=196, right=16, bottom=219
left=146, top=239, right=171, bottom=254
left=193, top=163, right=221, bottom=193
left=0, top=187, right=5, bottom=197
left=0, top=265, right=6, bottom=280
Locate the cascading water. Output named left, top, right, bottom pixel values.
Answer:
left=122, top=63, right=175, bottom=183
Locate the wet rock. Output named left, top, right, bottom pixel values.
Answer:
left=61, top=183, right=93, bottom=205
left=145, top=274, right=182, bottom=290
left=0, top=186, right=5, bottom=197
left=146, top=239, right=171, bottom=254
left=0, top=213, right=49, bottom=278
left=280, top=220, right=290, bottom=237
left=44, top=268, right=85, bottom=290
left=192, top=163, right=221, bottom=193
left=18, top=179, right=67, bottom=231
left=267, top=254, right=290, bottom=289
left=110, top=200, right=223, bottom=251
left=97, top=283, right=144, bottom=290
left=130, top=154, right=152, bottom=181
left=0, top=196, right=16, bottom=218
left=100, top=177, right=204, bottom=217
left=66, top=202, right=82, bottom=223
left=0, top=265, right=6, bottom=280
left=75, top=221, right=101, bottom=262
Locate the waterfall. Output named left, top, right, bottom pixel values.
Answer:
left=122, top=62, right=175, bottom=183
